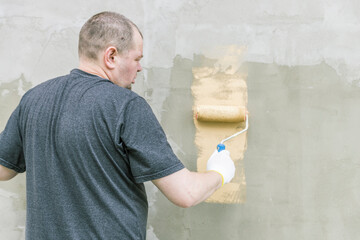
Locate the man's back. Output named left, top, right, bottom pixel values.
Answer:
left=20, top=69, right=148, bottom=239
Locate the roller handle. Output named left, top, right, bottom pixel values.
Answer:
left=217, top=143, right=226, bottom=152
left=216, top=114, right=249, bottom=152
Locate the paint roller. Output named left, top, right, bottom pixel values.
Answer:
left=195, top=105, right=249, bottom=152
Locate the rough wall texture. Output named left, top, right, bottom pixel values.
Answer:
left=1, top=1, right=359, bottom=239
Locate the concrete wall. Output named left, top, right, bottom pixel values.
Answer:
left=1, top=1, right=360, bottom=239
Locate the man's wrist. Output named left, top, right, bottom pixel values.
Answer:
left=208, top=170, right=224, bottom=187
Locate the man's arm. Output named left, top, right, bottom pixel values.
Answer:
left=152, top=150, right=235, bottom=208
left=0, top=164, right=18, bottom=181
left=152, top=168, right=222, bottom=208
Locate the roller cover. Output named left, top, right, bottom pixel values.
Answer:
left=195, top=105, right=246, bottom=123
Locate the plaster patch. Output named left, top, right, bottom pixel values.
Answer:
left=1, top=89, right=10, bottom=96
left=0, top=188, right=19, bottom=199
left=167, top=138, right=186, bottom=156
left=146, top=226, right=160, bottom=240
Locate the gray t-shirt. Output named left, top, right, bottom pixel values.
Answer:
left=0, top=69, right=184, bottom=239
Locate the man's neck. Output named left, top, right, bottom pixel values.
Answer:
left=78, top=60, right=110, bottom=80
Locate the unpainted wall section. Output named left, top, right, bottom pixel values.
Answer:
left=1, top=1, right=360, bottom=240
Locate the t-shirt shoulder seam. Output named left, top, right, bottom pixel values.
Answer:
left=115, top=95, right=143, bottom=126
left=113, top=94, right=143, bottom=149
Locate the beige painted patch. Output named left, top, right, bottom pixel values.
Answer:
left=192, top=54, right=248, bottom=204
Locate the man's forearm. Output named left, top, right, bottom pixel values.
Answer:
left=152, top=168, right=222, bottom=208
left=184, top=170, right=223, bottom=206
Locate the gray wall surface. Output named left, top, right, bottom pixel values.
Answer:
left=1, top=1, right=360, bottom=239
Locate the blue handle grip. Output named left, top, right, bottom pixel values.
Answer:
left=217, top=143, right=225, bottom=152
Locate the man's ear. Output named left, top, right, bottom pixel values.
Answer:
left=104, top=46, right=117, bottom=69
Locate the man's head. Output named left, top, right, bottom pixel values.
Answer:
left=78, top=12, right=143, bottom=90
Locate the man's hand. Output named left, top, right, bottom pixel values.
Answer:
left=206, top=150, right=235, bottom=185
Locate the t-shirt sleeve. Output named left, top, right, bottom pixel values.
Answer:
left=120, top=96, right=184, bottom=183
left=0, top=105, right=26, bottom=173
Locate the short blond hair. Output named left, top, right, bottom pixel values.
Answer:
left=78, top=12, right=142, bottom=60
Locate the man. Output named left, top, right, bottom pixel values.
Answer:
left=0, top=12, right=235, bottom=239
